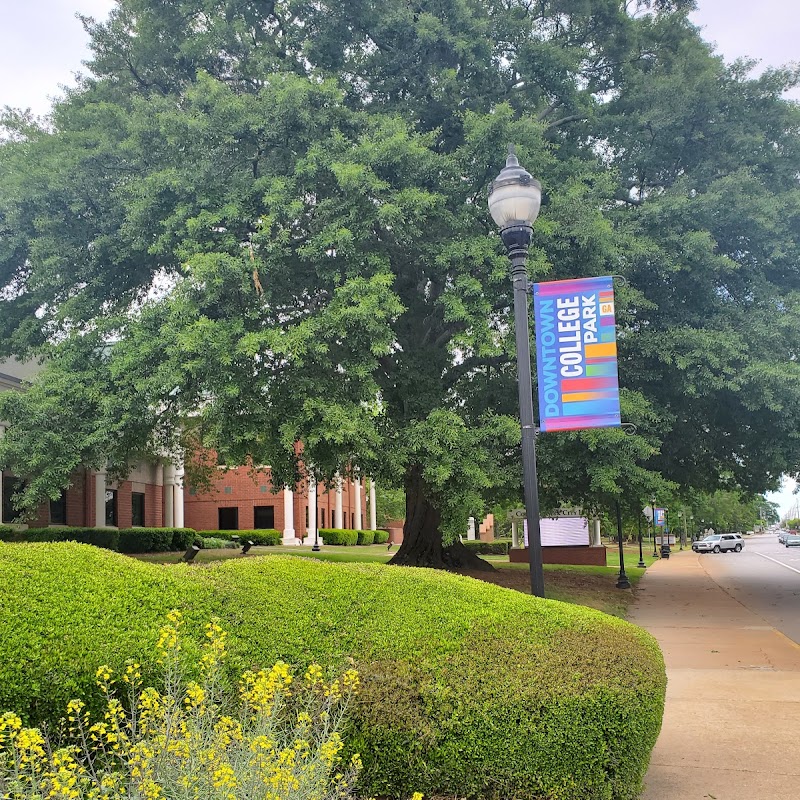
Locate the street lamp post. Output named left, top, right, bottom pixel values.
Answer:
left=651, top=496, right=658, bottom=557
left=637, top=511, right=646, bottom=568
left=489, top=146, right=545, bottom=598
left=615, top=501, right=631, bottom=589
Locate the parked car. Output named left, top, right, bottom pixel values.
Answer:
left=778, top=531, right=788, bottom=544
left=692, top=534, right=744, bottom=554
left=784, top=535, right=800, bottom=548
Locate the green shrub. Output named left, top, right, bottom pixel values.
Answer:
left=372, top=529, right=389, bottom=544
left=318, top=528, right=359, bottom=546
left=122, top=527, right=195, bottom=553
left=0, top=613, right=361, bottom=800
left=171, top=528, right=197, bottom=550
left=462, top=539, right=510, bottom=555
left=0, top=527, right=197, bottom=554
left=208, top=529, right=282, bottom=546
left=201, top=536, right=238, bottom=549
left=0, top=527, right=121, bottom=550
left=0, top=543, right=666, bottom=800
left=356, top=530, right=375, bottom=545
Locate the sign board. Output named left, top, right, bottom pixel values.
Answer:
left=547, top=507, right=583, bottom=518
left=655, top=535, right=676, bottom=545
left=533, top=276, right=621, bottom=432
left=524, top=517, right=590, bottom=547
left=654, top=508, right=666, bottom=528
left=642, top=505, right=654, bottom=523
left=509, top=507, right=583, bottom=521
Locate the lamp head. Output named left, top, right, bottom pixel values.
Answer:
left=488, top=145, right=542, bottom=230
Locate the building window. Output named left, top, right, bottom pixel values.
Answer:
left=132, top=492, right=146, bottom=527
left=49, top=491, right=67, bottom=525
left=305, top=506, right=309, bottom=527
left=254, top=505, right=275, bottom=529
left=218, top=507, right=239, bottom=530
left=2, top=476, right=23, bottom=523
left=320, top=508, right=326, bottom=527
left=351, top=512, right=355, bottom=529
left=105, top=489, right=118, bottom=527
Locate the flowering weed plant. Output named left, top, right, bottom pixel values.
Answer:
left=0, top=611, right=361, bottom=800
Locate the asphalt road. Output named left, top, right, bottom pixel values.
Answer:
left=690, top=532, right=800, bottom=644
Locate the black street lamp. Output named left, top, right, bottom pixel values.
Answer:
left=637, top=511, right=646, bottom=568
left=651, top=495, right=658, bottom=557
left=615, top=500, right=631, bottom=589
left=489, top=146, right=545, bottom=597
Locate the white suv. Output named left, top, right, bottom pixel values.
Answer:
left=692, top=534, right=744, bottom=554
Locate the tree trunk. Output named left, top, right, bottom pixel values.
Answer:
left=388, top=463, right=494, bottom=572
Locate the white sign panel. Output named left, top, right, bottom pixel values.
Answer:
left=524, top=517, right=590, bottom=547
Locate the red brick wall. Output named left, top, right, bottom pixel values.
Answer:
left=509, top=546, right=607, bottom=566
left=66, top=471, right=87, bottom=527
left=5, top=466, right=161, bottom=529
left=184, top=468, right=368, bottom=534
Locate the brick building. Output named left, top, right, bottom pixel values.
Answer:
left=184, top=466, right=373, bottom=545
left=1, top=359, right=377, bottom=541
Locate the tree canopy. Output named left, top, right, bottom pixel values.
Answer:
left=1, top=0, right=799, bottom=566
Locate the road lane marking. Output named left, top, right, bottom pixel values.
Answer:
left=753, top=551, right=800, bottom=576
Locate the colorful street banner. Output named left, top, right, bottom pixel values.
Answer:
left=654, top=508, right=666, bottom=528
left=533, top=276, right=621, bottom=432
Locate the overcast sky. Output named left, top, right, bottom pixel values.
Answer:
left=0, top=0, right=797, bottom=516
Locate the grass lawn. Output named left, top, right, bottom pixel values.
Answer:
left=132, top=542, right=654, bottom=618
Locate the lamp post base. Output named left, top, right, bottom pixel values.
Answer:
left=616, top=574, right=632, bottom=589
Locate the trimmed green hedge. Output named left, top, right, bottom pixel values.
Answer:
left=318, top=528, right=359, bottom=545
left=118, top=528, right=196, bottom=553
left=208, top=529, right=282, bottom=546
left=0, top=544, right=666, bottom=800
left=0, top=527, right=121, bottom=550
left=372, top=529, right=389, bottom=544
left=462, top=539, right=510, bottom=555
left=0, top=527, right=196, bottom=553
left=356, top=529, right=375, bottom=545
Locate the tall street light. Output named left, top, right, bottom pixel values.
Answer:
left=637, top=511, right=646, bottom=568
left=651, top=495, right=658, bottom=557
left=488, top=146, right=545, bottom=597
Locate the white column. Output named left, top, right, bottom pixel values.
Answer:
left=164, top=464, right=175, bottom=528
left=511, top=520, right=519, bottom=548
left=282, top=487, right=296, bottom=545
left=467, top=516, right=476, bottom=540
left=305, top=475, right=317, bottom=544
left=354, top=476, right=362, bottom=530
left=94, top=465, right=108, bottom=528
left=369, top=477, right=377, bottom=531
left=334, top=473, right=343, bottom=529
left=591, top=518, right=601, bottom=547
left=173, top=467, right=185, bottom=529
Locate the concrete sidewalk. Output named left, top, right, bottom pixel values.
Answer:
left=629, top=550, right=800, bottom=800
